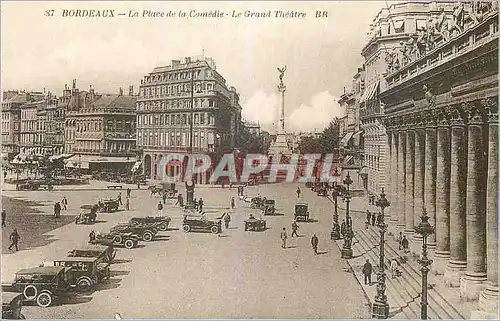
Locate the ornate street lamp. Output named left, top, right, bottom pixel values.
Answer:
left=414, top=210, right=435, bottom=320
left=331, top=168, right=341, bottom=240
left=341, top=172, right=353, bottom=259
left=372, top=187, right=391, bottom=319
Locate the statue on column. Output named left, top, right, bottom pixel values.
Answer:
left=277, top=66, right=287, bottom=85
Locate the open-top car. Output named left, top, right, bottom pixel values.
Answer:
left=68, top=244, right=116, bottom=264
left=110, top=223, right=158, bottom=242
left=244, top=216, right=266, bottom=231
left=91, top=232, right=139, bottom=249
left=316, top=187, right=328, bottom=197
left=262, top=199, right=276, bottom=215
left=75, top=204, right=98, bottom=225
left=52, top=257, right=110, bottom=291
left=2, top=292, right=25, bottom=319
left=97, top=199, right=119, bottom=213
left=129, top=216, right=171, bottom=231
left=182, top=215, right=222, bottom=234
left=294, top=202, right=310, bottom=222
left=6, top=266, right=72, bottom=308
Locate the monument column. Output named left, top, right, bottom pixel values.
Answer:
left=460, top=104, right=487, bottom=301
left=397, top=127, right=406, bottom=233
left=444, top=106, right=468, bottom=287
left=424, top=111, right=437, bottom=252
left=479, top=103, right=498, bottom=315
left=384, top=126, right=393, bottom=221
left=269, top=66, right=289, bottom=155
left=404, top=128, right=415, bottom=239
left=412, top=123, right=425, bottom=254
left=389, top=129, right=399, bottom=239
left=434, top=110, right=451, bottom=275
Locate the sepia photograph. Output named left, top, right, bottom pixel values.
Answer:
left=1, top=0, right=498, bottom=319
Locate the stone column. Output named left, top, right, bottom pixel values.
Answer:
left=412, top=127, right=425, bottom=254
left=389, top=130, right=399, bottom=239
left=460, top=105, right=487, bottom=301
left=479, top=109, right=498, bottom=315
left=404, top=130, right=415, bottom=239
left=434, top=111, right=451, bottom=275
left=385, top=129, right=393, bottom=221
left=424, top=118, right=437, bottom=251
left=397, top=129, right=406, bottom=232
left=445, top=107, right=468, bottom=287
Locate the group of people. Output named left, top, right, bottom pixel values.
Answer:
left=365, top=210, right=382, bottom=227
left=279, top=224, right=320, bottom=255
left=53, top=196, right=68, bottom=218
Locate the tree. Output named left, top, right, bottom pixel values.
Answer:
left=297, top=119, right=340, bottom=154
left=237, top=127, right=269, bottom=154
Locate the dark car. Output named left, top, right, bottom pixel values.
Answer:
left=75, top=205, right=98, bottom=225
left=97, top=199, right=119, bottom=213
left=91, top=232, right=139, bottom=249
left=110, top=223, right=158, bottom=242
left=316, top=187, right=328, bottom=197
left=129, top=216, right=171, bottom=231
left=52, top=257, right=110, bottom=291
left=294, top=202, right=310, bottom=222
left=17, top=181, right=40, bottom=191
left=263, top=199, right=276, bottom=215
left=6, top=266, right=72, bottom=308
left=68, top=244, right=116, bottom=264
left=2, top=292, right=25, bottom=319
left=250, top=197, right=263, bottom=209
left=244, top=217, right=266, bottom=231
left=182, top=215, right=222, bottom=234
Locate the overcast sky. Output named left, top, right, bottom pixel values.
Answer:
left=1, top=1, right=387, bottom=133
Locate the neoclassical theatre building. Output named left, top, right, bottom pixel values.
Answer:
left=380, top=3, right=497, bottom=314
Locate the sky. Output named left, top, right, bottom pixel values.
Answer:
left=1, top=1, right=387, bottom=133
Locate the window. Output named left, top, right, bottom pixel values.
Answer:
left=200, top=113, right=205, bottom=124
left=176, top=114, right=180, bottom=125
left=182, top=114, right=187, bottom=125
left=170, top=115, right=175, bottom=125
left=117, top=121, right=123, bottom=131
left=160, top=115, right=164, bottom=125
left=155, top=115, right=159, bottom=125
left=138, top=116, right=142, bottom=125
left=194, top=114, right=199, bottom=124
left=150, top=115, right=153, bottom=125
left=165, top=114, right=169, bottom=124
left=208, top=100, right=214, bottom=107
left=207, top=83, right=213, bottom=91
left=107, top=120, right=113, bottom=131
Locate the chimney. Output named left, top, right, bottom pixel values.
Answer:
left=128, top=85, right=134, bottom=96
left=64, top=84, right=71, bottom=98
left=185, top=57, right=191, bottom=64
left=119, top=87, right=123, bottom=96
left=72, top=79, right=79, bottom=94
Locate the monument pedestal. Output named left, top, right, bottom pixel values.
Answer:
left=268, top=133, right=290, bottom=155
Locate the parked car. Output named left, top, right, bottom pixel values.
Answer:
left=244, top=217, right=266, bottom=231
left=51, top=257, right=110, bottom=291
left=182, top=215, right=222, bottom=234
left=90, top=232, right=139, bottom=249
left=316, top=187, right=328, bottom=197
left=294, top=202, right=310, bottom=222
left=250, top=197, right=263, bottom=209
left=129, top=216, right=171, bottom=231
left=75, top=204, right=98, bottom=225
left=17, top=181, right=40, bottom=191
left=6, top=266, right=72, bottom=308
left=2, top=292, right=25, bottom=319
left=110, top=223, right=158, bottom=242
left=262, top=199, right=276, bottom=215
left=67, top=244, right=116, bottom=264
left=97, top=199, right=119, bottom=213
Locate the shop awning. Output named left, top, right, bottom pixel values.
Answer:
left=49, top=154, right=74, bottom=162
left=359, top=80, right=379, bottom=104
left=342, top=155, right=354, bottom=166
left=340, top=132, right=355, bottom=147
left=131, top=161, right=142, bottom=173
left=65, top=155, right=135, bottom=168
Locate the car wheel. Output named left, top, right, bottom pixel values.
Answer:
left=210, top=226, right=219, bottom=234
left=182, top=224, right=191, bottom=232
left=23, top=285, right=37, bottom=301
left=113, top=235, right=123, bottom=244
left=142, top=231, right=153, bottom=242
left=77, top=277, right=92, bottom=292
left=36, top=292, right=53, bottom=308
left=158, top=223, right=168, bottom=231
left=124, top=239, right=135, bottom=249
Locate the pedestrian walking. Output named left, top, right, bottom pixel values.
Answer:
left=366, top=210, right=371, bottom=224
left=8, top=228, right=20, bottom=251
left=296, top=187, right=301, bottom=198
left=398, top=232, right=404, bottom=250
left=341, top=219, right=346, bottom=237
left=157, top=201, right=164, bottom=216
left=3, top=170, right=7, bottom=179
left=137, top=181, right=140, bottom=189
left=62, top=196, right=68, bottom=210
left=224, top=213, right=231, bottom=229
left=193, top=198, right=198, bottom=210
left=311, top=234, right=319, bottom=255
left=88, top=230, right=96, bottom=243
left=390, top=258, right=401, bottom=278
left=53, top=202, right=61, bottom=218
left=176, top=194, right=184, bottom=207
left=118, top=192, right=122, bottom=205
left=231, top=197, right=235, bottom=209
left=280, top=228, right=288, bottom=249
left=376, top=212, right=382, bottom=225
left=401, top=235, right=409, bottom=253
left=126, top=197, right=130, bottom=211
left=291, top=221, right=299, bottom=237
left=162, top=193, right=167, bottom=205
left=371, top=213, right=376, bottom=226
left=127, top=188, right=131, bottom=199
left=362, top=259, right=373, bottom=285
left=1, top=209, right=6, bottom=227
left=198, top=198, right=204, bottom=211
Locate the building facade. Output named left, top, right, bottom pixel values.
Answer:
left=381, top=3, right=497, bottom=316
left=136, top=56, right=242, bottom=182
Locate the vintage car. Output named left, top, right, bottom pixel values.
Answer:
left=182, top=215, right=222, bottom=234
left=244, top=217, right=266, bottom=231
left=110, top=223, right=158, bottom=242
left=2, top=292, right=25, bottom=319
left=7, top=266, right=72, bottom=307
left=91, top=232, right=139, bottom=249
left=262, top=199, right=276, bottom=215
left=250, top=197, right=263, bottom=209
left=75, top=204, right=98, bottom=225
left=68, top=244, right=116, bottom=264
left=294, top=202, right=310, bottom=222
left=305, top=182, right=313, bottom=188
left=51, top=257, right=110, bottom=291
left=16, top=181, right=40, bottom=191
left=316, top=187, right=328, bottom=197
left=129, top=216, right=171, bottom=231
left=97, top=199, right=119, bottom=213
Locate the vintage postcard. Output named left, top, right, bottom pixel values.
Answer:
left=1, top=0, right=498, bottom=319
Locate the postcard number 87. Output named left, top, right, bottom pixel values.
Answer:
left=45, top=9, right=55, bottom=17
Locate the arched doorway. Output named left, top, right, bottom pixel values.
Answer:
left=144, top=154, right=152, bottom=179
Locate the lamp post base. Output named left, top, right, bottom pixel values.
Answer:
left=341, top=248, right=353, bottom=259
left=372, top=301, right=389, bottom=319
